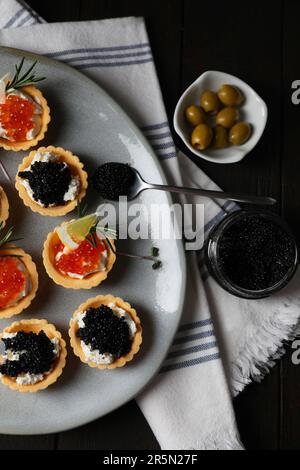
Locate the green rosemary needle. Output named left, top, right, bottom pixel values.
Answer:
left=5, top=58, right=45, bottom=93
left=0, top=223, right=14, bottom=249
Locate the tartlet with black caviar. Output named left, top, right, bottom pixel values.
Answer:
left=69, top=294, right=142, bottom=369
left=0, top=319, right=67, bottom=393
left=15, top=146, right=88, bottom=216
left=0, top=58, right=50, bottom=151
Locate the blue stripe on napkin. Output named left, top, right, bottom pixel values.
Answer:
left=75, top=58, right=153, bottom=69
left=46, top=43, right=151, bottom=58
left=141, top=121, right=169, bottom=131
left=166, top=341, right=218, bottom=359
left=173, top=329, right=215, bottom=345
left=178, top=318, right=213, bottom=332
left=160, top=318, right=219, bottom=372
left=3, top=1, right=44, bottom=28
left=160, top=352, right=221, bottom=373
left=3, top=7, right=26, bottom=28
left=141, top=121, right=177, bottom=160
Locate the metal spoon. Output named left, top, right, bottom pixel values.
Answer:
left=127, top=167, right=276, bottom=205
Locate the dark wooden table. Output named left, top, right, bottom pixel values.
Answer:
left=1, top=0, right=299, bottom=451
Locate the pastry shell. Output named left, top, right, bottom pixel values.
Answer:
left=43, top=225, right=116, bottom=289
left=69, top=294, right=142, bottom=369
left=0, top=319, right=67, bottom=393
left=0, top=85, right=51, bottom=152
left=15, top=146, right=88, bottom=216
left=0, top=246, right=38, bottom=319
left=0, top=186, right=9, bottom=226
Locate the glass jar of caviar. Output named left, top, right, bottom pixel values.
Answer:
left=205, top=210, right=298, bottom=299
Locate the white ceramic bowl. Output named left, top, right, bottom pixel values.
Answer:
left=173, top=70, right=268, bottom=164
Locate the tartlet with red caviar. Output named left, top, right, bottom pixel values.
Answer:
left=69, top=294, right=142, bottom=370
left=0, top=186, right=9, bottom=226
left=0, top=225, right=38, bottom=319
left=43, top=214, right=116, bottom=289
left=15, top=146, right=88, bottom=217
left=0, top=319, right=67, bottom=393
left=0, top=58, right=50, bottom=152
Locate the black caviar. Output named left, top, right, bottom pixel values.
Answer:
left=92, top=162, right=135, bottom=200
left=77, top=305, right=132, bottom=358
left=19, top=161, right=72, bottom=207
left=218, top=214, right=296, bottom=291
left=0, top=331, right=56, bottom=377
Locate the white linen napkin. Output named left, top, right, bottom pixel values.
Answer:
left=1, top=0, right=299, bottom=450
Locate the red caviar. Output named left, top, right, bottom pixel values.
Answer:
left=54, top=238, right=107, bottom=277
left=0, top=257, right=26, bottom=309
left=0, top=94, right=35, bottom=142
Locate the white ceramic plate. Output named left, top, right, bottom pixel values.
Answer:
left=0, top=47, right=186, bottom=435
left=174, top=70, right=268, bottom=164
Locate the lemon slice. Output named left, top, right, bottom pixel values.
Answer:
left=57, top=214, right=98, bottom=250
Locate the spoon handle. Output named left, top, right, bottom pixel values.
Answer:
left=147, top=183, right=276, bottom=206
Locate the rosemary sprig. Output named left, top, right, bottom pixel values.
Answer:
left=150, top=246, right=162, bottom=269
left=86, top=223, right=118, bottom=249
left=74, top=206, right=162, bottom=267
left=0, top=222, right=22, bottom=250
left=104, top=236, right=116, bottom=254
left=0, top=223, right=13, bottom=248
left=152, top=260, right=162, bottom=270
left=5, top=58, right=45, bottom=93
left=97, top=222, right=162, bottom=266
left=96, top=223, right=118, bottom=241
left=151, top=246, right=160, bottom=257
left=76, top=201, right=89, bottom=219
left=87, top=225, right=98, bottom=249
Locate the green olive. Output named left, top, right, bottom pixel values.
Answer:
left=229, top=122, right=251, bottom=145
left=212, top=125, right=228, bottom=149
left=200, top=90, right=221, bottom=114
left=216, top=107, right=239, bottom=128
left=191, top=124, right=213, bottom=150
left=185, top=105, right=206, bottom=126
left=217, top=84, right=244, bottom=106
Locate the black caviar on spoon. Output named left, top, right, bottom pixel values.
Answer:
left=93, top=163, right=135, bottom=201
left=92, top=162, right=276, bottom=205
